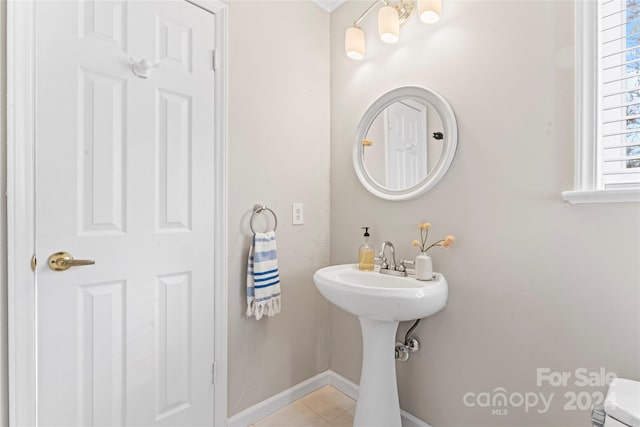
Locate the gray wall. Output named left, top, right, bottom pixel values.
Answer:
left=330, top=1, right=640, bottom=426
left=1, top=0, right=9, bottom=425
left=227, top=0, right=331, bottom=416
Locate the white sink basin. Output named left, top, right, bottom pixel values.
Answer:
left=313, top=263, right=448, bottom=427
left=313, top=264, right=448, bottom=322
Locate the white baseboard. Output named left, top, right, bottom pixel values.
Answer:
left=400, top=410, right=433, bottom=427
left=326, top=369, right=359, bottom=399
left=227, top=370, right=432, bottom=427
left=227, top=371, right=330, bottom=427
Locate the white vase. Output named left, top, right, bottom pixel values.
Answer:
left=415, top=253, right=433, bottom=281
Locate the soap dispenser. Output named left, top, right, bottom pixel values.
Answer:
left=358, top=227, right=375, bottom=271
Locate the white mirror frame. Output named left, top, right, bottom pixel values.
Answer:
left=353, top=86, right=458, bottom=201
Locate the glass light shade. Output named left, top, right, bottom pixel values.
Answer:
left=418, top=0, right=441, bottom=24
left=345, top=26, right=365, bottom=60
left=378, top=5, right=399, bottom=44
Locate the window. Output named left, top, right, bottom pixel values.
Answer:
left=600, top=0, right=640, bottom=186
left=563, top=0, right=640, bottom=204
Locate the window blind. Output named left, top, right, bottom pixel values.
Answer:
left=600, top=0, right=640, bottom=189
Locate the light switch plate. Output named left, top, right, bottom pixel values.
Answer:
left=292, top=203, right=304, bottom=225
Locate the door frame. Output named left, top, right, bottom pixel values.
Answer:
left=6, top=1, right=228, bottom=425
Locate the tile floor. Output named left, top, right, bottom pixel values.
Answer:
left=250, top=385, right=355, bottom=427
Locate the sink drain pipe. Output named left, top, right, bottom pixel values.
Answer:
left=395, top=319, right=421, bottom=362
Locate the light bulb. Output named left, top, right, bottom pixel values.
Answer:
left=418, top=0, right=441, bottom=24
left=378, top=5, right=399, bottom=44
left=345, top=26, right=365, bottom=60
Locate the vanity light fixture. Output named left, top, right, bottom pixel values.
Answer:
left=346, top=26, right=366, bottom=60
left=418, top=0, right=441, bottom=24
left=378, top=4, right=400, bottom=44
left=345, top=0, right=442, bottom=60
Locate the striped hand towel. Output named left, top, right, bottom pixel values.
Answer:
left=247, top=231, right=281, bottom=319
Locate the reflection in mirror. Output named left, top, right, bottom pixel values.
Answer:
left=361, top=100, right=443, bottom=190
left=352, top=86, right=457, bottom=201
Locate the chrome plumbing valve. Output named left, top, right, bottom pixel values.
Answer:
left=395, top=319, right=422, bottom=362
left=395, top=337, right=420, bottom=362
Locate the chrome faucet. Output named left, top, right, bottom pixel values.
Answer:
left=378, top=241, right=414, bottom=277
left=379, top=241, right=397, bottom=270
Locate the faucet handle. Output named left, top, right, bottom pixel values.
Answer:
left=398, top=259, right=414, bottom=272
left=375, top=255, right=388, bottom=270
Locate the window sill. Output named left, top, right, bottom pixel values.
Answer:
left=562, top=189, right=640, bottom=205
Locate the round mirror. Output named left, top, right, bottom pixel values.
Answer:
left=353, top=86, right=458, bottom=200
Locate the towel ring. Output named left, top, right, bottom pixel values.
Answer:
left=250, top=204, right=278, bottom=234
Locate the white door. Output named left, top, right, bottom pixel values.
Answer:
left=35, top=1, right=216, bottom=425
left=384, top=101, right=427, bottom=189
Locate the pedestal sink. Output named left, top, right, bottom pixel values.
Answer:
left=313, top=264, right=448, bottom=427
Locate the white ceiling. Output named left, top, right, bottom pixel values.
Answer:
left=311, top=0, right=346, bottom=13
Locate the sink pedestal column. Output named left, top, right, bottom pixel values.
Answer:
left=354, top=317, right=401, bottom=427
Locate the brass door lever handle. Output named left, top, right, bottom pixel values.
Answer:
left=48, top=252, right=96, bottom=271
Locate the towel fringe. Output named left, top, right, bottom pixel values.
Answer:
left=247, top=295, right=281, bottom=320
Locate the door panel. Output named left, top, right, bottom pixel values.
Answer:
left=35, top=2, right=215, bottom=425
left=385, top=101, right=427, bottom=189
left=155, top=272, right=192, bottom=420
left=79, top=69, right=127, bottom=235
left=156, top=88, right=192, bottom=232
left=79, top=0, right=128, bottom=49
left=77, top=280, right=126, bottom=426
